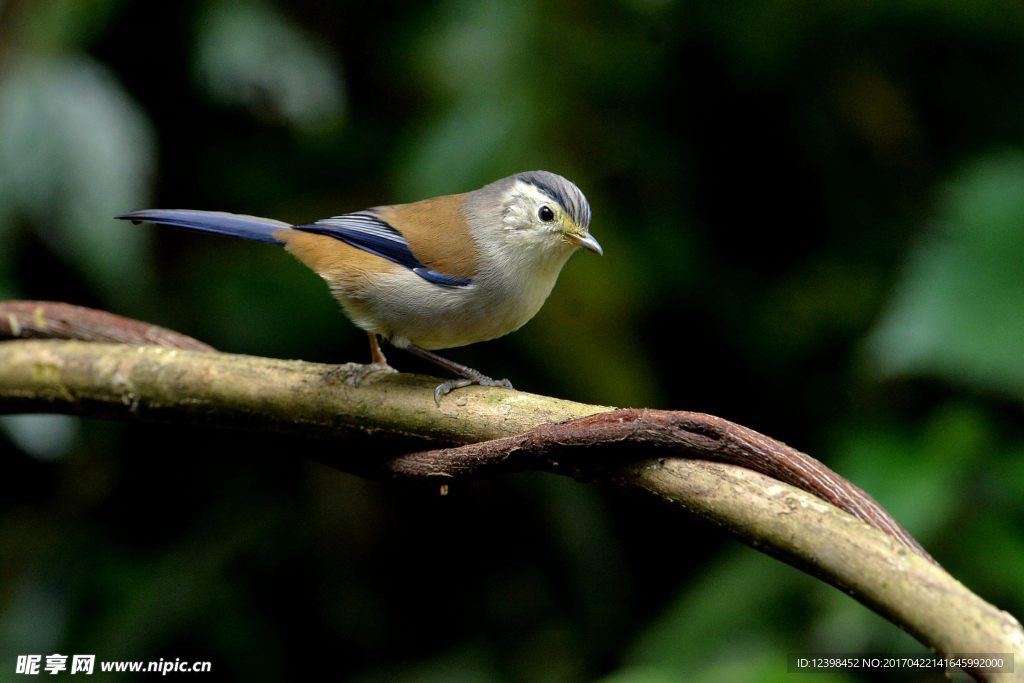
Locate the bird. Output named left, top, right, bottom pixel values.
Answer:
left=117, top=171, right=602, bottom=405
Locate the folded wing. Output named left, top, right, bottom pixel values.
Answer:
left=294, top=212, right=473, bottom=287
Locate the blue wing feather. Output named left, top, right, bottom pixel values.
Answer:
left=293, top=212, right=473, bottom=287
left=411, top=268, right=473, bottom=287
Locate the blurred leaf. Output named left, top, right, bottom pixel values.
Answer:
left=9, top=0, right=123, bottom=54
left=0, top=56, right=155, bottom=307
left=953, top=512, right=1024, bottom=604
left=0, top=577, right=68, bottom=657
left=194, top=0, right=346, bottom=134
left=831, top=405, right=988, bottom=541
left=938, top=441, right=1024, bottom=606
left=415, top=0, right=528, bottom=98
left=999, top=444, right=1024, bottom=507
left=0, top=415, right=81, bottom=461
left=399, top=97, right=534, bottom=201
left=399, top=0, right=541, bottom=198
left=868, top=152, right=1024, bottom=398
left=626, top=549, right=804, bottom=674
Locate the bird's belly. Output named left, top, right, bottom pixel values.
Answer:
left=328, top=268, right=556, bottom=350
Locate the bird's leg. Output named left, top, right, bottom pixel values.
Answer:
left=346, top=333, right=397, bottom=386
left=392, top=340, right=513, bottom=405
left=369, top=333, right=389, bottom=365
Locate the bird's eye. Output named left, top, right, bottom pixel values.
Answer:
left=538, top=205, right=554, bottom=222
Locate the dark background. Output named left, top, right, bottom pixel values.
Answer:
left=1, top=1, right=1023, bottom=681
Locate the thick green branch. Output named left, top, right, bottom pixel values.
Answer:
left=0, top=340, right=605, bottom=450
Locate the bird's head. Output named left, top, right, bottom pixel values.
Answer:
left=497, top=171, right=602, bottom=256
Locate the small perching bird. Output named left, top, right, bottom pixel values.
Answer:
left=117, top=171, right=602, bottom=404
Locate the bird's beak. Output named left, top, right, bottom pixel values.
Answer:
left=567, top=231, right=603, bottom=256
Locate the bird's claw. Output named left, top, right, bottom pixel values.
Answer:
left=433, top=376, right=514, bottom=406
left=347, top=361, right=397, bottom=387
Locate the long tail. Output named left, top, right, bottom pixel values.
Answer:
left=115, top=209, right=292, bottom=245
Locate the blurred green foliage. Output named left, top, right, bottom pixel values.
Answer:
left=2, top=0, right=1024, bottom=680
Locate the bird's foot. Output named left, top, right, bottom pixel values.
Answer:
left=434, top=376, right=514, bottom=406
left=347, top=361, right=398, bottom=387
left=389, top=340, right=514, bottom=406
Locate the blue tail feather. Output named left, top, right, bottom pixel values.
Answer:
left=116, top=210, right=291, bottom=245
left=118, top=208, right=474, bottom=287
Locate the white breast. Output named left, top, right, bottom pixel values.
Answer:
left=333, top=229, right=577, bottom=350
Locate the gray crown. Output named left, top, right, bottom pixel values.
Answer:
left=514, top=171, right=592, bottom=230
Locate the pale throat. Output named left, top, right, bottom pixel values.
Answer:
left=480, top=181, right=580, bottom=289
